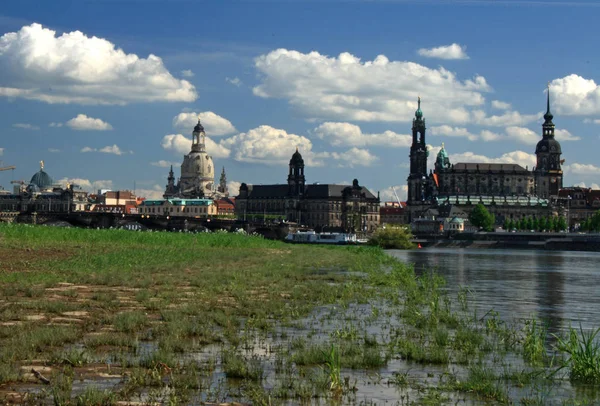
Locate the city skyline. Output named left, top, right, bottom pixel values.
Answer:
left=1, top=1, right=600, bottom=201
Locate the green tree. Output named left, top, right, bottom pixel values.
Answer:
left=368, top=226, right=414, bottom=249
left=524, top=217, right=532, bottom=231
left=518, top=218, right=525, bottom=231
left=557, top=216, right=568, bottom=232
left=538, top=217, right=547, bottom=232
left=469, top=204, right=495, bottom=231
left=532, top=217, right=539, bottom=232
left=547, top=216, right=556, bottom=232
left=503, top=218, right=510, bottom=231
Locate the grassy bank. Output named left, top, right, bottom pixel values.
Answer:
left=0, top=224, right=598, bottom=405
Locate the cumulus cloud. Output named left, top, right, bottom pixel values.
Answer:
left=573, top=182, right=600, bottom=189
left=567, top=163, right=600, bottom=175
left=471, top=109, right=541, bottom=127
left=330, top=147, right=378, bottom=168
left=0, top=23, right=197, bottom=105
left=56, top=177, right=113, bottom=192
left=220, top=125, right=320, bottom=165
left=227, top=180, right=242, bottom=196
left=430, top=125, right=478, bottom=141
left=49, top=122, right=63, bottom=127
left=491, top=100, right=511, bottom=110
left=0, top=148, right=3, bottom=156
left=172, top=111, right=237, bottom=136
left=66, top=114, right=113, bottom=131
left=583, top=118, right=600, bottom=124
left=417, top=43, right=469, bottom=60
left=448, top=150, right=537, bottom=169
left=181, top=69, right=194, bottom=77
left=313, top=122, right=411, bottom=147
left=13, top=123, right=39, bottom=130
left=555, top=128, right=581, bottom=141
left=504, top=126, right=539, bottom=145
left=161, top=134, right=231, bottom=159
left=549, top=74, right=600, bottom=116
left=81, top=144, right=127, bottom=155
left=380, top=184, right=408, bottom=203
left=225, top=77, right=242, bottom=87
left=252, top=49, right=490, bottom=124
left=135, top=184, right=164, bottom=200
left=150, top=160, right=179, bottom=168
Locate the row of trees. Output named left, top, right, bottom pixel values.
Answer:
left=503, top=216, right=567, bottom=232
left=580, top=211, right=600, bottom=232
left=469, top=204, right=569, bottom=232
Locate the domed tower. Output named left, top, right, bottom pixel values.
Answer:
left=534, top=86, right=563, bottom=198
left=178, top=119, right=215, bottom=198
left=29, top=160, right=54, bottom=191
left=288, top=147, right=305, bottom=196
left=435, top=143, right=451, bottom=173
left=407, top=97, right=429, bottom=204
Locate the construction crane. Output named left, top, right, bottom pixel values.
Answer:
left=0, top=164, right=16, bottom=172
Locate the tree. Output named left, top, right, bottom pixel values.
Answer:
left=538, top=217, right=547, bottom=232
left=532, top=217, right=539, bottom=232
left=368, top=226, right=414, bottom=249
left=469, top=204, right=495, bottom=231
left=524, top=217, right=532, bottom=231
left=557, top=216, right=568, bottom=232
left=503, top=218, right=510, bottom=231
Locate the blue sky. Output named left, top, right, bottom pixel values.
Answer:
left=1, top=0, right=600, bottom=200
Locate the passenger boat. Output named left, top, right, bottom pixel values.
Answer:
left=285, top=230, right=358, bottom=245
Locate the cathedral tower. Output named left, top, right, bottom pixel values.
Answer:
left=288, top=148, right=305, bottom=196
left=534, top=86, right=563, bottom=198
left=218, top=167, right=228, bottom=195
left=407, top=97, right=429, bottom=204
left=177, top=119, right=215, bottom=198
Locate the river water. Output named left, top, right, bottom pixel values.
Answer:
left=388, top=248, right=600, bottom=337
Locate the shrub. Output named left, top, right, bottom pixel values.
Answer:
left=368, top=226, right=414, bottom=249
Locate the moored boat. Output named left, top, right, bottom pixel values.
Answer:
left=285, top=230, right=358, bottom=245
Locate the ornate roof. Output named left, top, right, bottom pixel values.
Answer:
left=30, top=169, right=53, bottom=189
left=193, top=119, right=205, bottom=133
left=415, top=96, right=423, bottom=119
left=290, top=147, right=304, bottom=166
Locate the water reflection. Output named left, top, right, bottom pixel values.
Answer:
left=389, top=249, right=600, bottom=332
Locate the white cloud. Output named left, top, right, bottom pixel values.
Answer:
left=430, top=125, right=478, bottom=141
left=380, top=184, right=408, bottom=203
left=49, top=122, right=63, bottom=127
left=472, top=109, right=541, bottom=127
left=225, top=77, right=242, bottom=87
left=567, top=163, right=600, bottom=175
left=48, top=148, right=60, bottom=153
left=161, top=134, right=231, bottom=159
left=491, top=100, right=511, bottom=110
left=555, top=128, right=581, bottom=141
left=220, top=125, right=317, bottom=165
left=330, top=147, right=378, bottom=168
left=181, top=69, right=194, bottom=78
left=135, top=184, right=164, bottom=200
left=80, top=144, right=127, bottom=155
left=583, top=118, right=600, bottom=124
left=0, top=148, right=3, bottom=156
left=172, top=111, right=237, bottom=136
left=504, top=126, right=539, bottom=145
left=253, top=49, right=490, bottom=124
left=549, top=74, right=600, bottom=116
left=56, top=177, right=113, bottom=192
left=150, top=160, right=179, bottom=168
left=313, top=122, right=411, bottom=147
left=417, top=43, right=469, bottom=60
left=227, top=180, right=241, bottom=196
left=480, top=129, right=503, bottom=141
left=12, top=123, right=39, bottom=130
left=0, top=23, right=197, bottom=105
left=574, top=182, right=600, bottom=189
left=66, top=114, right=113, bottom=131
left=448, top=150, right=537, bottom=169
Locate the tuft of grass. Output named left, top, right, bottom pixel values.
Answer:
left=322, top=343, right=342, bottom=395
left=113, top=311, right=148, bottom=333
left=523, top=319, right=547, bottom=365
left=553, top=325, right=600, bottom=384
left=75, top=386, right=117, bottom=405
left=222, top=349, right=264, bottom=381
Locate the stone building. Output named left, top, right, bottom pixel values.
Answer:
left=406, top=89, right=564, bottom=224
left=164, top=119, right=228, bottom=199
left=0, top=162, right=88, bottom=214
left=139, top=198, right=217, bottom=218
left=235, top=149, right=380, bottom=233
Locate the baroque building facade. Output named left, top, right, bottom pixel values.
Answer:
left=407, top=89, right=564, bottom=223
left=164, top=119, right=228, bottom=199
left=235, top=149, right=380, bottom=233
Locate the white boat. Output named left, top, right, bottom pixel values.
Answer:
left=285, top=230, right=358, bottom=245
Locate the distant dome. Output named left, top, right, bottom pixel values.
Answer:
left=290, top=148, right=304, bottom=165
left=535, top=138, right=562, bottom=154
left=437, top=146, right=448, bottom=160
left=194, top=119, right=205, bottom=133
left=30, top=169, right=53, bottom=189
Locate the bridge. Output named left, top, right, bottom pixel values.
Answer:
left=0, top=211, right=291, bottom=240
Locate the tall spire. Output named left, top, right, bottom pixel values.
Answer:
left=544, top=82, right=554, bottom=124
left=415, top=96, right=423, bottom=119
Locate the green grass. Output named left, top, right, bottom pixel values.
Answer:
left=553, top=325, right=600, bottom=383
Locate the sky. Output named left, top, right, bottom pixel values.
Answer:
left=1, top=0, right=600, bottom=201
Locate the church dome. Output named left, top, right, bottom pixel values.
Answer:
left=194, top=119, right=205, bottom=133
left=535, top=137, right=562, bottom=154
left=290, top=148, right=304, bottom=165
left=437, top=146, right=448, bottom=161
left=30, top=169, right=53, bottom=189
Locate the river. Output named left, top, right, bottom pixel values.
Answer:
left=387, top=248, right=600, bottom=336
